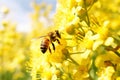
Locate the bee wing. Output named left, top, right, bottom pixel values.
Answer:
left=31, top=35, right=47, bottom=41
left=36, top=36, right=47, bottom=39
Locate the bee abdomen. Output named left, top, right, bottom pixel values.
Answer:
left=40, top=39, right=50, bottom=53
left=40, top=46, right=47, bottom=53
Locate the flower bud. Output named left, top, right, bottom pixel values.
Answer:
left=66, top=24, right=75, bottom=35
left=1, top=6, right=9, bottom=15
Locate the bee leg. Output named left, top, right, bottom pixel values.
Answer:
left=49, top=47, right=51, bottom=53
left=51, top=42, right=55, bottom=51
left=56, top=39, right=60, bottom=44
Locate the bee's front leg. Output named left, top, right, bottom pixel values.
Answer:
left=56, top=39, right=60, bottom=44
left=51, top=42, right=55, bottom=51
left=49, top=47, right=51, bottom=53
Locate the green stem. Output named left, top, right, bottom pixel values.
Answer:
left=69, top=56, right=80, bottom=66
left=83, top=0, right=90, bottom=27
left=70, top=52, right=83, bottom=55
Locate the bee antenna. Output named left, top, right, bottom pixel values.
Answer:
left=55, top=30, right=61, bottom=38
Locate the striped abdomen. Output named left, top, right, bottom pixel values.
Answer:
left=40, top=38, right=50, bottom=53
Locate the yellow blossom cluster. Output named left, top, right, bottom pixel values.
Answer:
left=0, top=9, right=31, bottom=80
left=27, top=0, right=120, bottom=80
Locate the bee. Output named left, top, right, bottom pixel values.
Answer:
left=40, top=30, right=61, bottom=53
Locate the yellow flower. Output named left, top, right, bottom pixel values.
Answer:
left=116, top=77, right=120, bottom=80
left=73, top=65, right=89, bottom=80
left=75, top=6, right=86, bottom=18
left=65, top=23, right=76, bottom=35
left=48, top=39, right=67, bottom=63
left=98, top=66, right=115, bottom=80
left=97, top=21, right=109, bottom=40
left=1, top=20, right=9, bottom=28
left=1, top=6, right=9, bottom=14
left=95, top=51, right=120, bottom=69
left=82, top=31, right=94, bottom=49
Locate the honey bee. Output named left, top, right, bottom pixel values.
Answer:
left=40, top=30, right=61, bottom=53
